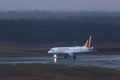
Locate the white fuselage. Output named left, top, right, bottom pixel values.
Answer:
left=48, top=46, right=93, bottom=56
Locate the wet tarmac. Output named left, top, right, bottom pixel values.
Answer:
left=0, top=55, right=120, bottom=70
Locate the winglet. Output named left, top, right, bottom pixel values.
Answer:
left=84, top=36, right=92, bottom=48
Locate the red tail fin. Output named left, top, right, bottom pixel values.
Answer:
left=84, top=36, right=92, bottom=48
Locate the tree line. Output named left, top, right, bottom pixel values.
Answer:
left=0, top=16, right=120, bottom=44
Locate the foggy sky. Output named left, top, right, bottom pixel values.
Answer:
left=0, top=0, right=120, bottom=11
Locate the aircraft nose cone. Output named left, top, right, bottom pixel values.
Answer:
left=48, top=51, right=52, bottom=53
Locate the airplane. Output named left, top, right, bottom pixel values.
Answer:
left=48, top=36, right=96, bottom=59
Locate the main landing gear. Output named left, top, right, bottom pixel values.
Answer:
left=73, top=55, right=76, bottom=60
left=53, top=54, right=76, bottom=63
left=64, top=54, right=76, bottom=60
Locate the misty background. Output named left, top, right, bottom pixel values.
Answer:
left=0, top=0, right=120, bottom=11
left=0, top=0, right=120, bottom=44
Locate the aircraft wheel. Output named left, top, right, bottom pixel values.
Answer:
left=73, top=55, right=76, bottom=60
left=64, top=54, right=67, bottom=59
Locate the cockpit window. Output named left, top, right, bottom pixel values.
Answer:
left=49, top=49, right=54, bottom=51
left=50, top=50, right=54, bottom=51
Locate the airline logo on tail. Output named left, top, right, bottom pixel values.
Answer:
left=84, top=36, right=92, bottom=48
